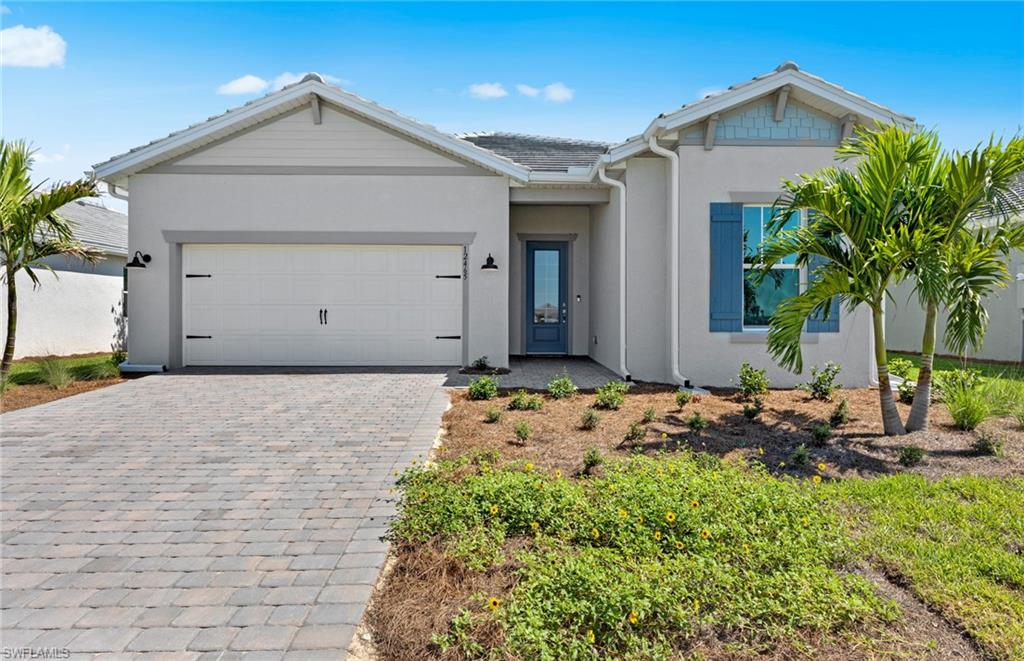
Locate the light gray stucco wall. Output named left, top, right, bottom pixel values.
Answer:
left=588, top=190, right=622, bottom=374
left=674, top=144, right=874, bottom=387
left=625, top=157, right=670, bottom=382
left=125, top=173, right=510, bottom=368
left=886, top=250, right=1024, bottom=363
left=508, top=205, right=590, bottom=356
left=1, top=254, right=126, bottom=358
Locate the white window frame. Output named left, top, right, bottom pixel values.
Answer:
left=742, top=205, right=805, bottom=330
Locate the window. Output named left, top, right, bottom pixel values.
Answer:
left=742, top=205, right=801, bottom=328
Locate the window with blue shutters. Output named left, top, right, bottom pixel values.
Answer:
left=742, top=205, right=801, bottom=328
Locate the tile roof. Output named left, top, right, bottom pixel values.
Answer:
left=56, top=200, right=128, bottom=256
left=459, top=132, right=610, bottom=172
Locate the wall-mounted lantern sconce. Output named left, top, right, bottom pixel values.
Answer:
left=481, top=253, right=499, bottom=271
left=126, top=251, right=152, bottom=269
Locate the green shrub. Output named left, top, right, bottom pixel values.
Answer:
left=623, top=422, right=646, bottom=444
left=897, top=380, right=915, bottom=404
left=38, top=358, right=73, bottom=390
left=582, top=448, right=603, bottom=474
left=933, top=368, right=982, bottom=403
left=737, top=362, right=769, bottom=399
left=513, top=421, right=531, bottom=443
left=468, top=375, right=499, bottom=400
left=686, top=412, right=708, bottom=432
left=594, top=380, right=629, bottom=410
left=675, top=390, right=692, bottom=409
left=392, top=453, right=893, bottom=659
left=791, top=443, right=810, bottom=467
left=484, top=406, right=502, bottom=424
left=829, top=398, right=850, bottom=428
left=742, top=396, right=763, bottom=420
left=944, top=381, right=990, bottom=431
left=980, top=377, right=1023, bottom=418
left=110, top=349, right=127, bottom=366
left=799, top=362, right=842, bottom=401
left=79, top=360, right=120, bottom=381
left=508, top=389, right=544, bottom=411
left=546, top=372, right=578, bottom=400
left=472, top=355, right=490, bottom=370
left=809, top=422, right=832, bottom=446
left=641, top=407, right=656, bottom=423
left=898, top=445, right=925, bottom=467
left=887, top=357, right=914, bottom=379
left=580, top=408, right=601, bottom=430
left=972, top=431, right=1005, bottom=458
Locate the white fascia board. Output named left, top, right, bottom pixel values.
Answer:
left=528, top=170, right=598, bottom=184
left=94, top=80, right=530, bottom=183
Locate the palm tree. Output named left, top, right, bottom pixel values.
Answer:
left=755, top=125, right=942, bottom=435
left=0, top=140, right=99, bottom=380
left=901, top=137, right=1024, bottom=431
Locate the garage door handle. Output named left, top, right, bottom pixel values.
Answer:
left=435, top=335, right=461, bottom=340
left=186, top=335, right=212, bottom=339
left=435, top=275, right=462, bottom=279
left=324, top=309, right=328, bottom=325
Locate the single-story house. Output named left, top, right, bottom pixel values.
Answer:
left=1, top=200, right=128, bottom=358
left=92, top=62, right=914, bottom=387
left=886, top=176, right=1024, bottom=364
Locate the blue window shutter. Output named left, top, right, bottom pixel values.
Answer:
left=709, top=203, right=744, bottom=332
left=806, top=254, right=840, bottom=332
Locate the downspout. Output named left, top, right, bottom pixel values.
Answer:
left=106, top=181, right=129, bottom=201
left=646, top=134, right=688, bottom=387
left=596, top=160, right=629, bottom=380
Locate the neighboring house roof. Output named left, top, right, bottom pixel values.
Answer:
left=93, top=73, right=531, bottom=185
left=999, top=173, right=1024, bottom=217
left=56, top=200, right=128, bottom=257
left=459, top=133, right=610, bottom=172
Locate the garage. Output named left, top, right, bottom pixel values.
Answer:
left=182, top=244, right=464, bottom=366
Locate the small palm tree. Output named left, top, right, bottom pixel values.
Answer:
left=755, top=125, right=941, bottom=435
left=901, top=137, right=1024, bottom=431
left=1, top=140, right=99, bottom=379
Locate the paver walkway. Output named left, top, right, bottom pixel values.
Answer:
left=1, top=370, right=449, bottom=659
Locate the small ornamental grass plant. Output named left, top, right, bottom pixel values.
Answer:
left=37, top=357, right=73, bottom=390
left=393, top=453, right=895, bottom=660
left=595, top=380, right=629, bottom=410
left=943, top=380, right=990, bottom=431
left=468, top=375, right=499, bottom=401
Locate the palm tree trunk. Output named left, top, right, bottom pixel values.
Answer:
left=2, top=263, right=16, bottom=380
left=905, top=301, right=937, bottom=432
left=872, top=306, right=906, bottom=435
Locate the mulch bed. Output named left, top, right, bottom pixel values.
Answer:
left=440, top=384, right=1022, bottom=479
left=0, top=379, right=123, bottom=413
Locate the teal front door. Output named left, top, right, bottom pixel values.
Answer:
left=526, top=241, right=568, bottom=354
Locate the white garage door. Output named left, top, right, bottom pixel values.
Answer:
left=182, top=244, right=463, bottom=366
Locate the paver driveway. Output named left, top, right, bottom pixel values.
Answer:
left=1, top=369, right=450, bottom=659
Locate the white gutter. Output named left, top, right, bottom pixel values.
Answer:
left=646, top=133, right=688, bottom=387
left=596, top=160, right=629, bottom=380
left=106, top=182, right=129, bottom=201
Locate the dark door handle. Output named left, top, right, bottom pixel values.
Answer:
left=323, top=309, right=327, bottom=325
left=319, top=309, right=324, bottom=325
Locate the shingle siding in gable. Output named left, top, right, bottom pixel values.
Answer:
left=682, top=98, right=839, bottom=145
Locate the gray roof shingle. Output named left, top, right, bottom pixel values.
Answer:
left=459, top=132, right=609, bottom=172
left=56, top=200, right=128, bottom=256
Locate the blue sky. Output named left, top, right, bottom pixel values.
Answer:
left=3, top=1, right=1022, bottom=204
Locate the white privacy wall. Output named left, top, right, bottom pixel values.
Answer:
left=1, top=257, right=125, bottom=358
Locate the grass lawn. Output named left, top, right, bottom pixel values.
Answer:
left=889, top=351, right=1024, bottom=385
left=6, top=352, right=120, bottom=385
left=1, top=353, right=123, bottom=412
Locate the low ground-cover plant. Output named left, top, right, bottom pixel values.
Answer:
left=675, top=390, right=692, bottom=409
left=642, top=407, right=656, bottom=423
left=595, top=380, right=629, bottom=410
left=392, top=453, right=895, bottom=659
left=897, top=380, right=915, bottom=404
left=742, top=396, right=764, bottom=420
left=737, top=362, right=769, bottom=399
left=513, top=421, right=531, bottom=443
left=508, top=389, right=544, bottom=411
left=622, top=422, right=646, bottom=444
left=887, top=357, right=914, bottom=380
left=829, top=398, right=850, bottom=428
left=790, top=443, right=810, bottom=467
left=972, top=431, right=1005, bottom=458
left=484, top=406, right=502, bottom=424
left=547, top=372, right=578, bottom=400
left=810, top=422, right=832, bottom=446
left=828, top=475, right=1024, bottom=658
left=898, top=446, right=925, bottom=467
left=580, top=408, right=601, bottom=430
left=799, top=362, right=842, bottom=401
left=468, top=375, right=499, bottom=400
left=685, top=412, right=708, bottom=432
left=582, top=448, right=603, bottom=474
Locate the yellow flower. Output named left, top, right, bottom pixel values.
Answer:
left=661, top=432, right=668, bottom=439
left=636, top=515, right=644, bottom=525
left=742, top=543, right=750, bottom=553
left=654, top=530, right=662, bottom=541
left=778, top=461, right=786, bottom=468
left=608, top=484, right=617, bottom=492
left=693, top=599, right=700, bottom=612
left=488, top=597, right=501, bottom=611
left=618, top=508, right=629, bottom=519
left=490, top=505, right=499, bottom=515
left=586, top=629, right=595, bottom=644
left=525, top=462, right=534, bottom=472
left=811, top=475, right=822, bottom=485
left=657, top=468, right=664, bottom=476
left=411, top=460, right=417, bottom=465
left=802, top=516, right=810, bottom=526
left=555, top=469, right=562, bottom=479
left=591, top=527, right=600, bottom=539
left=628, top=611, right=639, bottom=625
left=531, top=521, right=540, bottom=531
left=420, top=490, right=428, bottom=499
left=817, top=462, right=827, bottom=472
left=758, top=447, right=765, bottom=455
left=675, top=541, right=685, bottom=550
left=700, top=528, right=711, bottom=540
left=690, top=500, right=700, bottom=510
left=665, top=511, right=676, bottom=524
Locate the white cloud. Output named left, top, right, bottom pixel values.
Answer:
left=34, top=143, right=71, bottom=164
left=468, top=82, right=508, bottom=100
left=542, top=82, right=574, bottom=103
left=0, top=5, right=11, bottom=14
left=516, top=84, right=539, bottom=98
left=696, top=86, right=726, bottom=99
left=0, top=25, right=66, bottom=68
left=217, top=74, right=268, bottom=95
